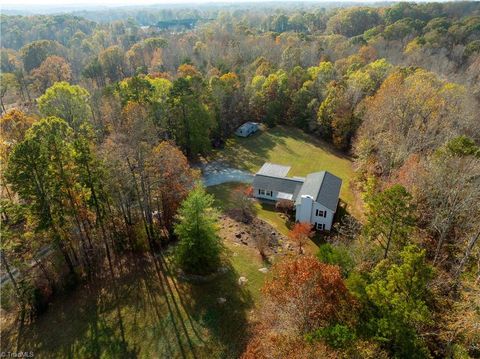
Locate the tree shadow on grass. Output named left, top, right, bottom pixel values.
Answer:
left=6, top=252, right=254, bottom=359
left=14, top=276, right=140, bottom=359
left=174, top=261, right=254, bottom=359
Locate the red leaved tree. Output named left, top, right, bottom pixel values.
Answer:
left=242, top=257, right=354, bottom=358
left=289, top=222, right=313, bottom=254
left=263, top=256, right=355, bottom=333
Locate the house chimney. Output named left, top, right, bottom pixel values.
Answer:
left=298, top=195, right=314, bottom=223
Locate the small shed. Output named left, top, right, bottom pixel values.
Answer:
left=235, top=122, right=259, bottom=137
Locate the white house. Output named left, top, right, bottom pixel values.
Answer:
left=252, top=163, right=342, bottom=230
left=235, top=122, right=259, bottom=137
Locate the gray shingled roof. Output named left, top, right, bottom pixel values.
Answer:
left=253, top=175, right=304, bottom=198
left=295, top=171, right=342, bottom=211
left=257, top=162, right=291, bottom=177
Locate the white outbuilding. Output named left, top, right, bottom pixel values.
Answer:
left=235, top=122, right=259, bottom=137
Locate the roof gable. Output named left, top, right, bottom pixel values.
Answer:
left=295, top=171, right=342, bottom=211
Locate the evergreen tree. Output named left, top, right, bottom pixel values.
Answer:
left=366, top=245, right=433, bottom=358
left=364, top=184, right=415, bottom=259
left=174, top=185, right=222, bottom=275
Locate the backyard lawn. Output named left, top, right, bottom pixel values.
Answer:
left=1, top=245, right=267, bottom=359
left=207, top=125, right=360, bottom=253
left=211, top=125, right=356, bottom=208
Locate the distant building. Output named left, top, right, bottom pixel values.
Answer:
left=235, top=122, right=259, bottom=137
left=156, top=19, right=199, bottom=30
left=252, top=162, right=342, bottom=230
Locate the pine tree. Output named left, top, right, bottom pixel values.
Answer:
left=364, top=184, right=415, bottom=259
left=174, top=185, right=222, bottom=275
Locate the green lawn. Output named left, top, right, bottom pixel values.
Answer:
left=211, top=125, right=356, bottom=206
left=207, top=182, right=290, bottom=237
left=2, top=247, right=267, bottom=359
left=207, top=126, right=358, bottom=253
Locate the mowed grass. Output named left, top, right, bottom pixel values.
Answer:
left=212, top=125, right=356, bottom=207
left=2, top=247, right=267, bottom=359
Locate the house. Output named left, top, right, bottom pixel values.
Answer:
left=235, top=122, right=259, bottom=137
left=252, top=163, right=342, bottom=230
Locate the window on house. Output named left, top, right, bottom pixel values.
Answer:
left=316, top=223, right=325, bottom=230
left=316, top=209, right=324, bottom=217
left=258, top=189, right=265, bottom=195
left=266, top=190, right=273, bottom=197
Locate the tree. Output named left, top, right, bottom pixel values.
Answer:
left=98, top=46, right=126, bottom=83
left=82, top=57, right=105, bottom=88
left=0, top=109, right=36, bottom=154
left=317, top=81, right=358, bottom=150
left=20, top=40, right=65, bottom=72
left=5, top=117, right=93, bottom=275
left=289, top=222, right=313, bottom=254
left=209, top=72, right=245, bottom=139
left=364, top=184, right=415, bottom=259
left=146, top=141, right=197, bottom=234
left=416, top=146, right=480, bottom=266
left=263, top=256, right=354, bottom=333
left=37, top=82, right=91, bottom=130
left=0, top=109, right=36, bottom=200
left=317, top=243, right=354, bottom=276
left=167, top=77, right=213, bottom=156
left=126, top=37, right=167, bottom=74
left=116, top=75, right=155, bottom=106
left=326, top=7, right=381, bottom=37
left=230, top=186, right=256, bottom=223
left=174, top=185, right=222, bottom=275
left=365, top=245, right=433, bottom=357
left=31, top=56, right=72, bottom=94
left=355, top=69, right=477, bottom=175
left=0, top=73, right=19, bottom=112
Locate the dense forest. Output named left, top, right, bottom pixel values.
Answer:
left=1, top=2, right=479, bottom=358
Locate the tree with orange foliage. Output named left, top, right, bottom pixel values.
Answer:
left=147, top=141, right=198, bottom=234
left=242, top=257, right=354, bottom=358
left=31, top=55, right=72, bottom=94
left=177, top=63, right=200, bottom=78
left=263, top=256, right=354, bottom=333
left=289, top=222, right=313, bottom=254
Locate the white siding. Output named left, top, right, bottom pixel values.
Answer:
left=253, top=187, right=278, bottom=201
left=295, top=196, right=335, bottom=230
left=311, top=202, right=335, bottom=230
left=295, top=195, right=314, bottom=222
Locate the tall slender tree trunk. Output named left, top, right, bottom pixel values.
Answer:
left=1, top=250, right=20, bottom=296
left=454, top=231, right=480, bottom=286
